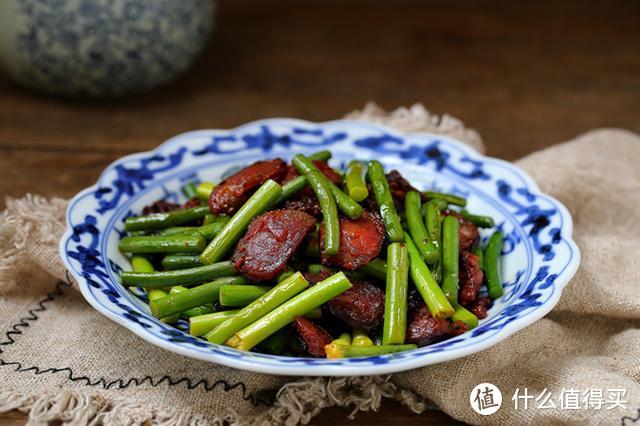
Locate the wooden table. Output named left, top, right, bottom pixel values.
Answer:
left=1, top=0, right=638, bottom=424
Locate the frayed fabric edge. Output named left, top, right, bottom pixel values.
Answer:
left=0, top=390, right=223, bottom=426
left=253, top=376, right=428, bottom=425
left=0, top=195, right=69, bottom=294
left=0, top=376, right=429, bottom=425
left=345, top=102, right=485, bottom=154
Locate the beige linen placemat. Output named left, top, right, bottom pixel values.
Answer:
left=1, top=104, right=638, bottom=425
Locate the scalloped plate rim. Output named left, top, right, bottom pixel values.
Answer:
left=59, top=117, right=581, bottom=376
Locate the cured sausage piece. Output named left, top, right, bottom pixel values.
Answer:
left=182, top=197, right=202, bottom=209
left=467, top=296, right=491, bottom=320
left=458, top=220, right=480, bottom=251
left=327, top=279, right=385, bottom=331
left=320, top=211, right=385, bottom=270
left=282, top=161, right=341, bottom=217
left=209, top=159, right=287, bottom=215
left=459, top=251, right=484, bottom=304
left=364, top=170, right=421, bottom=212
left=443, top=210, right=480, bottom=250
left=408, top=286, right=424, bottom=313
left=303, top=269, right=333, bottom=285
left=293, top=316, right=333, bottom=357
left=142, top=200, right=179, bottom=215
left=406, top=305, right=468, bottom=347
left=313, top=161, right=342, bottom=184
left=284, top=194, right=322, bottom=218
left=232, top=209, right=316, bottom=281
left=387, top=170, right=420, bottom=204
left=283, top=161, right=342, bottom=185
left=361, top=187, right=379, bottom=213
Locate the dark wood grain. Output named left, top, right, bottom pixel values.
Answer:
left=0, top=410, right=26, bottom=426
left=1, top=0, right=638, bottom=424
left=0, top=401, right=460, bottom=426
left=313, top=400, right=463, bottom=425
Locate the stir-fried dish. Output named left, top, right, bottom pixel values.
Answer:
left=119, top=151, right=503, bottom=358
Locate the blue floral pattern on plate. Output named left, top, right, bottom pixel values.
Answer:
left=59, top=119, right=580, bottom=376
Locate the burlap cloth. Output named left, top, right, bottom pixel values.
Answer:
left=1, top=104, right=639, bottom=425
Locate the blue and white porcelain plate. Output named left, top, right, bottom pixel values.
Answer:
left=59, top=119, right=580, bottom=376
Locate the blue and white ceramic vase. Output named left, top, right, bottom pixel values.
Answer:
left=0, top=0, right=214, bottom=97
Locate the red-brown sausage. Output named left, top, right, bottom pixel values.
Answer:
left=459, top=251, right=484, bottom=304
left=320, top=211, right=385, bottom=270
left=443, top=210, right=480, bottom=250
left=327, top=279, right=385, bottom=331
left=182, top=197, right=202, bottom=209
left=209, top=159, right=287, bottom=215
left=283, top=194, right=322, bottom=217
left=303, top=269, right=333, bottom=285
left=293, top=317, right=333, bottom=357
left=142, top=200, right=179, bottom=215
left=406, top=305, right=468, bottom=347
left=282, top=161, right=341, bottom=217
left=386, top=170, right=420, bottom=203
left=467, top=297, right=491, bottom=320
left=282, top=160, right=341, bottom=218
left=232, top=209, right=316, bottom=281
left=408, top=286, right=424, bottom=313
left=283, top=161, right=342, bottom=185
